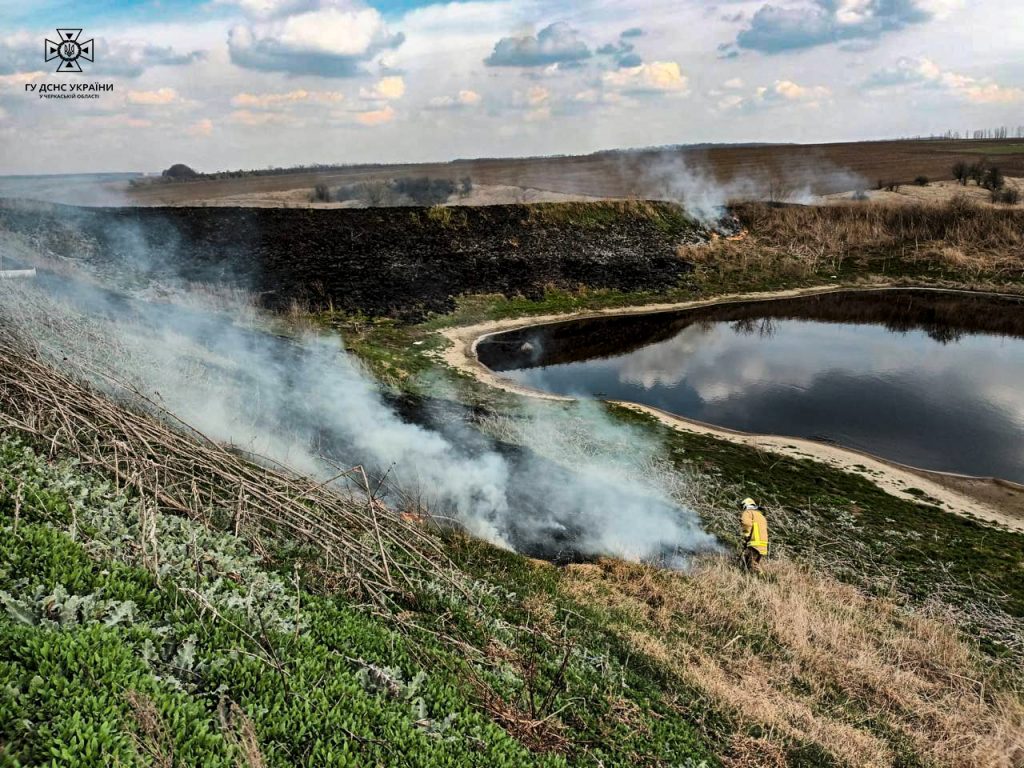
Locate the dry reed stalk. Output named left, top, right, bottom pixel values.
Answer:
left=0, top=324, right=458, bottom=604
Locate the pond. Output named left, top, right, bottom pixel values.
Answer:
left=477, top=290, right=1024, bottom=483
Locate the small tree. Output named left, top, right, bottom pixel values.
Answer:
left=967, top=160, right=988, bottom=186
left=162, top=163, right=199, bottom=180
left=459, top=176, right=473, bottom=197
left=982, top=166, right=1005, bottom=191
left=951, top=161, right=969, bottom=185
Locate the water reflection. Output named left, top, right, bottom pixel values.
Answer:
left=478, top=290, right=1024, bottom=482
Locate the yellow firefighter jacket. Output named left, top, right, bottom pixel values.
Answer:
left=741, top=508, right=769, bottom=556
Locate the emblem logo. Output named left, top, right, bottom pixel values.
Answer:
left=45, top=29, right=94, bottom=73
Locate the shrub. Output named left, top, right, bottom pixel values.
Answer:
left=391, top=177, right=456, bottom=206
left=991, top=187, right=1020, bottom=205
left=982, top=166, right=1005, bottom=191
left=311, top=183, right=332, bottom=202
left=968, top=160, right=988, bottom=185
left=359, top=179, right=393, bottom=206
left=161, top=163, right=198, bottom=180
left=459, top=176, right=473, bottom=197
left=914, top=176, right=929, bottom=186
left=951, top=161, right=969, bottom=185
left=334, top=183, right=363, bottom=202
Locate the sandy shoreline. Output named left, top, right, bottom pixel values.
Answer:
left=440, top=284, right=1024, bottom=534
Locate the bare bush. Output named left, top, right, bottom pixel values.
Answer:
left=310, top=183, right=331, bottom=203
left=391, top=177, right=456, bottom=206
left=365, top=180, right=396, bottom=206
left=992, top=187, right=1021, bottom=205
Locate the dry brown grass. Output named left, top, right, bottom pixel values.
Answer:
left=562, top=555, right=1024, bottom=767
left=126, top=691, right=174, bottom=768
left=0, top=320, right=457, bottom=606
left=123, top=139, right=1024, bottom=207
left=218, top=699, right=267, bottom=768
left=686, top=198, right=1024, bottom=282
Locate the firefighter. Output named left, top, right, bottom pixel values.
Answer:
left=740, top=497, right=768, bottom=573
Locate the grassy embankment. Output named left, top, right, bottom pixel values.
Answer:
left=3, top=197, right=1024, bottom=766
left=303, top=196, right=1024, bottom=764
left=325, top=198, right=1024, bottom=664
left=3, top=424, right=1022, bottom=767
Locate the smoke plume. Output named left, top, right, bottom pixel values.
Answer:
left=625, top=150, right=868, bottom=224
left=0, top=223, right=717, bottom=564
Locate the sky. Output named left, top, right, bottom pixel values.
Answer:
left=1, top=0, right=1022, bottom=174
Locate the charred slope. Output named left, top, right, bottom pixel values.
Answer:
left=0, top=201, right=697, bottom=320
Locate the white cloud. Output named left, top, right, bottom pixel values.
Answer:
left=961, top=83, right=1024, bottom=105
left=721, top=79, right=832, bottom=110
left=527, top=85, right=550, bottom=106
left=602, top=61, right=689, bottom=95
left=216, top=0, right=318, bottom=20
left=232, top=89, right=345, bottom=108
left=228, top=2, right=404, bottom=77
left=0, top=71, right=44, bottom=89
left=354, top=104, right=395, bottom=125
left=126, top=88, right=181, bottom=106
left=229, top=109, right=294, bottom=126
left=186, top=118, right=214, bottom=137
left=0, top=32, right=203, bottom=78
left=734, top=0, right=960, bottom=54
left=866, top=57, right=1024, bottom=104
left=484, top=22, right=591, bottom=68
left=773, top=80, right=831, bottom=102
left=426, top=89, right=481, bottom=109
left=359, top=75, right=405, bottom=100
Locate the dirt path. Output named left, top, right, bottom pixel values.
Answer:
left=440, top=284, right=1024, bottom=534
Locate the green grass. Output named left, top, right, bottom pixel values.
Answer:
left=943, top=144, right=1024, bottom=155
left=608, top=406, right=1024, bottom=655
left=0, top=434, right=722, bottom=767
left=419, top=288, right=675, bottom=330
left=328, top=289, right=1024, bottom=665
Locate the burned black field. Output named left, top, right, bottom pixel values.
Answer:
left=0, top=201, right=697, bottom=319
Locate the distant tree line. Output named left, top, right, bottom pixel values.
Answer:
left=896, top=126, right=1024, bottom=141
left=136, top=161, right=441, bottom=186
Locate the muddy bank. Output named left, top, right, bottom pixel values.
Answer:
left=0, top=200, right=697, bottom=320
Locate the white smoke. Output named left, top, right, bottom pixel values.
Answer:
left=625, top=150, right=869, bottom=224
left=0, top=262, right=717, bottom=563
